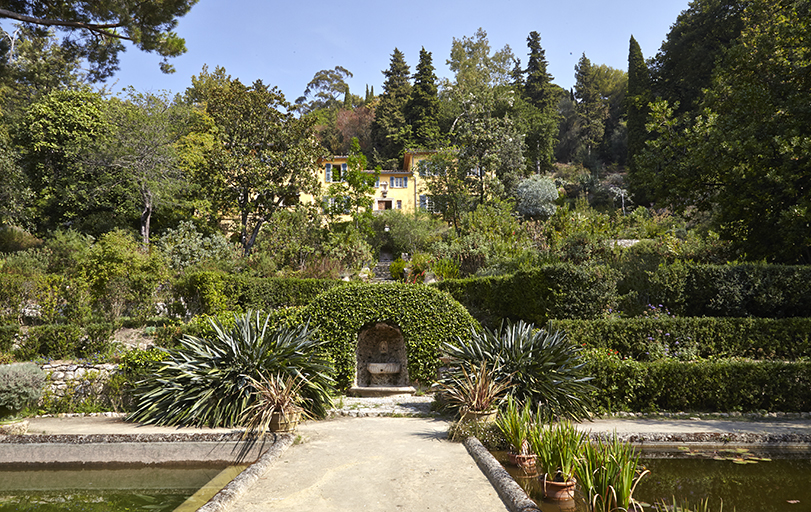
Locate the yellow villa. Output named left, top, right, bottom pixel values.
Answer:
left=307, top=151, right=437, bottom=216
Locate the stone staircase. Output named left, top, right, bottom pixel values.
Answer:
left=372, top=252, right=396, bottom=282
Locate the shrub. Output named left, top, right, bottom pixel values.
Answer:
left=442, top=320, right=593, bottom=420
left=0, top=324, right=19, bottom=352
left=551, top=317, right=811, bottom=361
left=389, top=257, right=407, bottom=281
left=0, top=362, right=46, bottom=419
left=129, top=311, right=335, bottom=427
left=157, top=220, right=239, bottom=271
left=19, top=324, right=83, bottom=360
left=435, top=264, right=620, bottom=327
left=586, top=348, right=811, bottom=413
left=106, top=347, right=166, bottom=412
left=516, top=175, right=559, bottom=220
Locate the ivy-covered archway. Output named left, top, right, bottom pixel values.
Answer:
left=300, top=283, right=479, bottom=389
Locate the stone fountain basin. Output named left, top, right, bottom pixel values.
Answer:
left=368, top=363, right=401, bottom=374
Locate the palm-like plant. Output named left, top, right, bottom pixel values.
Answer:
left=128, top=311, right=334, bottom=427
left=442, top=320, right=593, bottom=421
left=240, top=374, right=307, bottom=437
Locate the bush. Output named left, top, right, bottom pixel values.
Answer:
left=19, top=324, right=83, bottom=360
left=0, top=362, right=46, bottom=418
left=389, top=257, right=407, bottom=281
left=551, top=317, right=811, bottom=361
left=442, top=320, right=593, bottom=420
left=297, top=283, right=480, bottom=388
left=586, top=349, right=811, bottom=413
left=0, top=324, right=19, bottom=352
left=129, top=311, right=335, bottom=427
left=106, top=347, right=166, bottom=412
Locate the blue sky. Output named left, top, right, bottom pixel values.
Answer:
left=108, top=0, right=691, bottom=101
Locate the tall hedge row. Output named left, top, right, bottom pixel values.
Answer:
left=434, top=264, right=619, bottom=326
left=551, top=317, right=811, bottom=361
left=587, top=353, right=811, bottom=413
left=433, top=263, right=811, bottom=326
left=171, top=271, right=345, bottom=316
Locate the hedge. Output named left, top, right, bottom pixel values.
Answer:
left=551, top=317, right=811, bottom=361
left=433, top=264, right=620, bottom=326
left=171, top=271, right=345, bottom=316
left=13, top=323, right=116, bottom=360
left=586, top=352, right=811, bottom=413
left=296, top=283, right=480, bottom=389
left=0, top=324, right=19, bottom=352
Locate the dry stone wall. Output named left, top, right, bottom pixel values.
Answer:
left=40, top=362, right=117, bottom=398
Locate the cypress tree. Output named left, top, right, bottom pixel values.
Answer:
left=404, top=47, right=441, bottom=150
left=524, top=31, right=555, bottom=111
left=370, top=48, right=411, bottom=168
left=626, top=36, right=652, bottom=201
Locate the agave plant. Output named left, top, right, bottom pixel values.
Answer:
left=443, top=319, right=593, bottom=421
left=128, top=311, right=334, bottom=428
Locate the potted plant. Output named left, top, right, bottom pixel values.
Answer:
left=574, top=434, right=649, bottom=511
left=240, top=373, right=308, bottom=435
left=438, top=362, right=510, bottom=423
left=496, top=396, right=537, bottom=476
left=0, top=363, right=46, bottom=435
left=529, top=419, right=586, bottom=500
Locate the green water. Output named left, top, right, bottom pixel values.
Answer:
left=0, top=464, right=229, bottom=512
left=496, top=450, right=811, bottom=512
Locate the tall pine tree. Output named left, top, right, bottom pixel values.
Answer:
left=524, top=31, right=555, bottom=111
left=521, top=31, right=559, bottom=173
left=626, top=36, right=651, bottom=202
left=371, top=48, right=411, bottom=169
left=404, top=47, right=442, bottom=150
left=574, top=53, right=608, bottom=164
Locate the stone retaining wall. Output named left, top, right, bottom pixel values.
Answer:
left=40, top=362, right=118, bottom=399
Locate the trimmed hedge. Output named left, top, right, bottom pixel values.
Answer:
left=13, top=323, right=116, bottom=360
left=0, top=324, right=19, bottom=352
left=551, top=317, right=811, bottom=361
left=434, top=264, right=620, bottom=326
left=297, top=283, right=480, bottom=389
left=172, top=271, right=345, bottom=316
left=587, top=351, right=811, bottom=413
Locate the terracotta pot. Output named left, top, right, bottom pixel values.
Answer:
left=541, top=475, right=577, bottom=500
left=508, top=452, right=538, bottom=476
left=270, top=410, right=302, bottom=432
left=460, top=409, right=497, bottom=423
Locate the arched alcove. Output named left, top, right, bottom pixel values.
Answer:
left=354, top=322, right=409, bottom=388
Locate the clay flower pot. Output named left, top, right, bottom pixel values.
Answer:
left=541, top=474, right=577, bottom=500
left=508, top=452, right=538, bottom=477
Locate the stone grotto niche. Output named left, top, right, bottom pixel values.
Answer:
left=354, top=322, right=410, bottom=389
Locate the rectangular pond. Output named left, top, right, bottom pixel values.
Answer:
left=495, top=447, right=811, bottom=512
left=0, top=463, right=246, bottom=512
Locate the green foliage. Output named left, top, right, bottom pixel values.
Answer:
left=200, top=76, right=321, bottom=255
left=389, top=258, right=407, bottom=281
left=435, top=264, right=620, bottom=327
left=529, top=420, right=587, bottom=481
left=0, top=325, right=19, bottom=352
left=298, top=283, right=479, bottom=388
left=431, top=258, right=460, bottom=281
left=0, top=362, right=45, bottom=418
left=368, top=209, right=447, bottom=258
left=370, top=48, right=412, bottom=169
left=36, top=369, right=110, bottom=415
left=0, top=274, right=37, bottom=324
left=515, top=175, right=558, bottom=220
left=443, top=320, right=593, bottom=420
left=496, top=395, right=532, bottom=453
left=18, top=324, right=83, bottom=360
left=586, top=349, right=811, bottom=413
left=551, top=317, right=811, bottom=362
left=81, top=230, right=168, bottom=322
left=404, top=47, right=442, bottom=150
left=0, top=227, right=41, bottom=253
left=574, top=433, right=648, bottom=512
left=438, top=362, right=510, bottom=414
left=157, top=220, right=238, bottom=272
left=129, top=311, right=334, bottom=427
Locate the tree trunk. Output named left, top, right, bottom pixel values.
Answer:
left=140, top=185, right=153, bottom=248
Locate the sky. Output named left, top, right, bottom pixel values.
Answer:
left=106, top=0, right=691, bottom=102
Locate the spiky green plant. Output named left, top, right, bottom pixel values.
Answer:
left=655, top=497, right=723, bottom=512
left=128, top=311, right=334, bottom=427
left=443, top=319, right=593, bottom=420
left=496, top=395, right=533, bottom=454
left=529, top=419, right=587, bottom=482
left=574, top=433, right=649, bottom=512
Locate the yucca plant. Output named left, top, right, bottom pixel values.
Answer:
left=438, top=361, right=511, bottom=415
left=443, top=319, right=594, bottom=421
left=574, top=434, right=650, bottom=512
left=128, top=311, right=334, bottom=427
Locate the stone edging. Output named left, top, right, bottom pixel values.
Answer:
left=197, top=433, right=295, bottom=512
left=0, top=432, right=246, bottom=444
left=463, top=437, right=541, bottom=512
